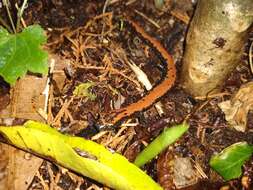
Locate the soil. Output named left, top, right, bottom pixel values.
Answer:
left=0, top=0, right=253, bottom=190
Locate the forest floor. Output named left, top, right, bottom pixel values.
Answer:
left=0, top=0, right=253, bottom=190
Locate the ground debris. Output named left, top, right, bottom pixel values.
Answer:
left=219, top=81, right=253, bottom=132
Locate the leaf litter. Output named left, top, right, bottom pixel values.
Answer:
left=0, top=0, right=253, bottom=189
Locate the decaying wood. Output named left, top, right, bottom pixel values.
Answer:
left=181, top=0, right=253, bottom=96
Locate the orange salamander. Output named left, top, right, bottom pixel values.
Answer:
left=111, top=18, right=176, bottom=126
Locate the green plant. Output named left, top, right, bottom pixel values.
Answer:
left=134, top=123, right=189, bottom=167
left=0, top=0, right=48, bottom=85
left=0, top=121, right=163, bottom=190
left=210, top=142, right=253, bottom=181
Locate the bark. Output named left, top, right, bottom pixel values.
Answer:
left=180, top=0, right=253, bottom=97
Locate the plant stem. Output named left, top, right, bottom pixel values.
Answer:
left=0, top=16, right=13, bottom=33
left=2, top=0, right=16, bottom=33
left=16, top=0, right=28, bottom=32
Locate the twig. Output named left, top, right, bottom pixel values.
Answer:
left=101, top=3, right=113, bottom=39
left=52, top=97, right=74, bottom=127
left=16, top=0, right=28, bottom=31
left=170, top=10, right=190, bottom=24
left=191, top=159, right=208, bottom=179
left=2, top=0, right=16, bottom=33
left=126, top=0, right=138, bottom=6
left=110, top=44, right=164, bottom=115
left=184, top=99, right=211, bottom=122
left=134, top=9, right=160, bottom=29
left=36, top=171, right=49, bottom=190
left=42, top=58, right=56, bottom=120
left=21, top=17, right=27, bottom=28
left=46, top=74, right=55, bottom=124
left=0, top=16, right=13, bottom=32
left=77, top=64, right=141, bottom=89
left=108, top=0, right=121, bottom=5
left=15, top=2, right=27, bottom=30
left=104, top=126, right=127, bottom=146
left=86, top=184, right=102, bottom=190
left=194, top=92, right=230, bottom=100
left=127, top=60, right=164, bottom=116
left=102, top=0, right=111, bottom=14
left=47, top=163, right=58, bottom=190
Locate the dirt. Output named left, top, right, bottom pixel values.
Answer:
left=0, top=0, right=253, bottom=190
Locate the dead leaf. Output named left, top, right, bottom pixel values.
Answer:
left=173, top=157, right=198, bottom=189
left=218, top=82, right=253, bottom=132
left=0, top=143, right=42, bottom=190
left=0, top=75, right=47, bottom=121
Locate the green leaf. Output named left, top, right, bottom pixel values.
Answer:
left=73, top=82, right=96, bottom=100
left=0, top=121, right=162, bottom=190
left=134, top=123, right=189, bottom=167
left=210, top=142, right=253, bottom=181
left=0, top=25, right=48, bottom=85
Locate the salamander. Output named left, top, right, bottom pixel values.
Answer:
left=111, top=18, right=176, bottom=126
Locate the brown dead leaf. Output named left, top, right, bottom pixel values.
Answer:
left=173, top=157, right=198, bottom=189
left=218, top=81, right=253, bottom=132
left=0, top=75, right=47, bottom=121
left=0, top=143, right=42, bottom=190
